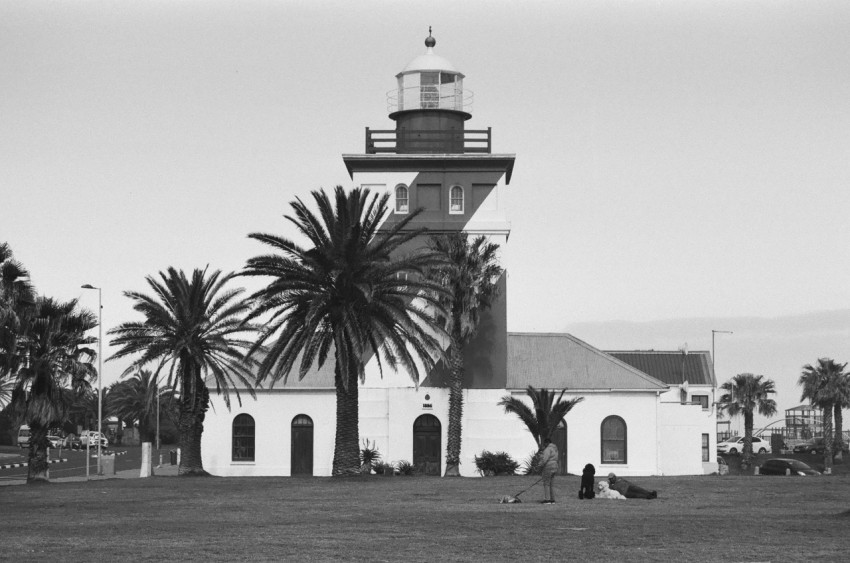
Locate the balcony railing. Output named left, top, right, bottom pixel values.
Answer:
left=387, top=86, right=474, bottom=114
left=365, top=127, right=491, bottom=154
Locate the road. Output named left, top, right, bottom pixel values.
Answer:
left=0, top=445, right=175, bottom=481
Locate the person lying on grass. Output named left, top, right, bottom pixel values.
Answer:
left=607, top=473, right=657, bottom=499
left=595, top=480, right=626, bottom=499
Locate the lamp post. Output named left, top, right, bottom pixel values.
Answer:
left=82, top=284, right=103, bottom=476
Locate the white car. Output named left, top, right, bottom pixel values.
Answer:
left=79, top=430, right=109, bottom=449
left=717, top=436, right=769, bottom=455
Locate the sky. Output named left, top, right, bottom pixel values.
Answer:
left=2, top=1, right=849, bottom=428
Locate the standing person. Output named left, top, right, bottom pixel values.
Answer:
left=607, top=473, right=657, bottom=499
left=539, top=438, right=559, bottom=504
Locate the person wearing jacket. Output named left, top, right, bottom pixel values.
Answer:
left=607, top=473, right=657, bottom=499
left=539, top=438, right=559, bottom=504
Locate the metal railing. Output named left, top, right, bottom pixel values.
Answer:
left=387, top=86, right=474, bottom=114
left=365, top=127, right=491, bottom=154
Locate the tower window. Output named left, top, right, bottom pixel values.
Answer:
left=449, top=186, right=464, bottom=214
left=395, top=185, right=409, bottom=214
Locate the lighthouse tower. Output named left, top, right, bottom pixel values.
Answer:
left=342, top=31, right=515, bottom=389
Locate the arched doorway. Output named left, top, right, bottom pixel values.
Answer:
left=291, top=414, right=314, bottom=476
left=413, top=414, right=441, bottom=476
left=552, top=420, right=568, bottom=475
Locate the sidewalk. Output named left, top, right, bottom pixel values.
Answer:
left=0, top=462, right=178, bottom=486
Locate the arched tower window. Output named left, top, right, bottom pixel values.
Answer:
left=600, top=416, right=627, bottom=464
left=395, top=185, right=409, bottom=214
left=232, top=414, right=255, bottom=462
left=449, top=185, right=464, bottom=214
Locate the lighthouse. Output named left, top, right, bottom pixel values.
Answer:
left=342, top=31, right=515, bottom=390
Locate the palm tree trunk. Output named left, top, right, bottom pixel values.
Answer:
left=444, top=328, right=464, bottom=477
left=332, top=365, right=360, bottom=476
left=822, top=403, right=834, bottom=472
left=26, top=422, right=50, bottom=484
left=177, top=370, right=209, bottom=476
left=834, top=403, right=844, bottom=463
left=742, top=411, right=754, bottom=468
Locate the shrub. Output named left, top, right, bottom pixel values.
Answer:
left=360, top=439, right=381, bottom=473
left=396, top=460, right=415, bottom=475
left=374, top=461, right=395, bottom=475
left=474, top=450, right=519, bottom=476
left=522, top=450, right=543, bottom=475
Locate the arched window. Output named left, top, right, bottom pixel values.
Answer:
left=449, top=185, right=464, bottom=214
left=232, top=414, right=255, bottom=462
left=395, top=185, right=409, bottom=214
left=600, top=416, right=626, bottom=464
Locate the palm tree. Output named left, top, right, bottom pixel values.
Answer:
left=719, top=373, right=777, bottom=468
left=243, top=186, right=450, bottom=476
left=1, top=242, right=36, bottom=379
left=428, top=233, right=501, bottom=476
left=834, top=373, right=850, bottom=461
left=799, top=358, right=846, bottom=471
left=108, top=267, right=257, bottom=476
left=498, top=386, right=584, bottom=450
left=107, top=370, right=172, bottom=444
left=9, top=297, right=97, bottom=483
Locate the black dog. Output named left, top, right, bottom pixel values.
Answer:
left=578, top=463, right=596, bottom=499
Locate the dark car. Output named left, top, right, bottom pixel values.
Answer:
left=759, top=458, right=820, bottom=476
left=793, top=438, right=826, bottom=455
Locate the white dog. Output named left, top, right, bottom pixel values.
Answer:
left=596, top=480, right=626, bottom=499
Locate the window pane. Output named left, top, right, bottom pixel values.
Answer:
left=702, top=433, right=710, bottom=462
left=232, top=414, right=255, bottom=461
left=601, top=416, right=626, bottom=464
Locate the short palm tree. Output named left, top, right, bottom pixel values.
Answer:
left=108, top=267, right=257, bottom=476
left=9, top=297, right=97, bottom=483
left=107, top=370, right=172, bottom=444
left=799, top=358, right=846, bottom=470
left=834, top=373, right=850, bottom=460
left=719, top=373, right=777, bottom=468
left=498, top=386, right=584, bottom=450
left=428, top=233, right=501, bottom=476
left=243, top=186, right=450, bottom=476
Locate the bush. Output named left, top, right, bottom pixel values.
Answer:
left=522, top=450, right=543, bottom=475
left=396, top=460, right=415, bottom=475
left=374, top=461, right=395, bottom=475
left=360, top=439, right=381, bottom=473
left=474, top=450, right=519, bottom=476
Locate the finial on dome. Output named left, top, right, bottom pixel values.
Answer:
left=425, top=26, right=436, bottom=48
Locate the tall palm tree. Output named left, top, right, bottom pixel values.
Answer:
left=107, top=370, right=172, bottom=444
left=1, top=242, right=36, bottom=379
left=243, top=186, right=450, bottom=476
left=834, top=373, right=850, bottom=461
left=799, top=358, right=846, bottom=471
left=9, top=297, right=97, bottom=483
left=498, top=386, right=584, bottom=450
left=428, top=233, right=501, bottom=476
left=108, top=267, right=257, bottom=476
left=719, top=373, right=777, bottom=468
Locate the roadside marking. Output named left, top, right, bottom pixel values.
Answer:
left=0, top=458, right=68, bottom=470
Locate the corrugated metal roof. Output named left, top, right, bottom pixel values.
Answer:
left=606, top=351, right=716, bottom=386
left=506, top=333, right=668, bottom=391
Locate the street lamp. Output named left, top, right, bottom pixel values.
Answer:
left=711, top=329, right=733, bottom=369
left=82, top=284, right=103, bottom=476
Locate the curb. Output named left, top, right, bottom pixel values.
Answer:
left=0, top=458, right=68, bottom=470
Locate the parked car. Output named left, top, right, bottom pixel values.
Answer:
left=17, top=425, right=30, bottom=448
left=793, top=438, right=826, bottom=455
left=79, top=430, right=108, bottom=449
left=47, top=435, right=63, bottom=448
left=717, top=436, right=770, bottom=455
left=758, top=458, right=820, bottom=476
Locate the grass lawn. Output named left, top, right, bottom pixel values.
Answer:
left=1, top=473, right=848, bottom=562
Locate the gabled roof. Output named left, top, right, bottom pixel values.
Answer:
left=506, top=333, right=668, bottom=392
left=606, top=350, right=716, bottom=387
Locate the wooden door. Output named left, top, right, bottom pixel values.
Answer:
left=413, top=414, right=441, bottom=476
left=291, top=415, right=313, bottom=476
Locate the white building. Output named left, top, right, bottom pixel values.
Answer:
left=202, top=32, right=718, bottom=478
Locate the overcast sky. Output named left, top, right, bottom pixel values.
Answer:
left=2, top=1, right=848, bottom=426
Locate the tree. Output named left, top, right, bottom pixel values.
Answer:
left=498, top=386, right=584, bottom=450
left=243, top=186, right=449, bottom=476
left=107, top=370, right=172, bottom=443
left=9, top=297, right=97, bottom=483
left=108, top=267, right=257, bottom=476
left=428, top=233, right=501, bottom=476
left=799, top=358, right=846, bottom=470
left=834, top=373, right=850, bottom=461
left=719, top=373, right=777, bottom=469
left=1, top=242, right=36, bottom=379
